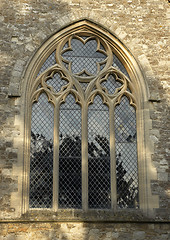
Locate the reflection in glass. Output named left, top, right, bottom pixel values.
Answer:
left=29, top=93, right=54, bottom=208
left=59, top=94, right=82, bottom=208
left=62, top=38, right=106, bottom=74
left=88, top=95, right=111, bottom=209
left=115, top=96, right=139, bottom=208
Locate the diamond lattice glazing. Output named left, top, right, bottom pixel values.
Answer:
left=46, top=72, right=68, bottom=93
left=113, top=54, right=129, bottom=78
left=115, top=96, right=139, bottom=208
left=88, top=95, right=111, bottom=209
left=101, top=74, right=122, bottom=95
left=29, top=93, right=54, bottom=208
left=59, top=94, right=82, bottom=208
left=62, top=38, right=106, bottom=75
left=38, top=51, right=56, bottom=75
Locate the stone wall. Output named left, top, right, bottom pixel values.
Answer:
left=0, top=0, right=169, bottom=239
left=0, top=222, right=170, bottom=240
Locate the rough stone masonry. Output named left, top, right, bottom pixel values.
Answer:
left=0, top=0, right=169, bottom=239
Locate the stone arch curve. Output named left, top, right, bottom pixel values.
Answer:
left=22, top=19, right=150, bottom=103
left=9, top=19, right=158, bottom=103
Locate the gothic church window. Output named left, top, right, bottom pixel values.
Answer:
left=28, top=30, right=139, bottom=210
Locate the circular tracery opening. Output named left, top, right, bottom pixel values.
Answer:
left=60, top=35, right=108, bottom=76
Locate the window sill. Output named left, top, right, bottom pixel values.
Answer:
left=20, top=208, right=152, bottom=222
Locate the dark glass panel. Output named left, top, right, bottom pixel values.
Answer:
left=59, top=94, right=82, bottom=208
left=88, top=95, right=111, bottom=209
left=115, top=96, right=139, bottom=208
left=29, top=93, right=54, bottom=208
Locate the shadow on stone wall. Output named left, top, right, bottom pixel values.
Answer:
left=0, top=1, right=170, bottom=238
left=0, top=222, right=170, bottom=240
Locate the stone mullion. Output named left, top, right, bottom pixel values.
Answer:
left=53, top=99, right=60, bottom=211
left=109, top=101, right=117, bottom=210
left=82, top=101, right=88, bottom=211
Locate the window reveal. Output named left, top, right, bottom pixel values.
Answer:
left=29, top=33, right=139, bottom=209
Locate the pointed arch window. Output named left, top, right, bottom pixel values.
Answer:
left=28, top=27, right=140, bottom=211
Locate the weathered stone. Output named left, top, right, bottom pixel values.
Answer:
left=0, top=0, right=169, bottom=239
left=133, top=231, right=145, bottom=240
left=158, top=172, right=168, bottom=182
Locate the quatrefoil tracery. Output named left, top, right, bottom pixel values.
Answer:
left=59, top=34, right=109, bottom=77
left=32, top=33, right=136, bottom=108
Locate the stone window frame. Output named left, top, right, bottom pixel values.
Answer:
left=18, top=20, right=158, bottom=219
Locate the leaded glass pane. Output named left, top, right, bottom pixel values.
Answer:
left=29, top=93, right=54, bottom=208
left=46, top=73, right=68, bottom=93
left=88, top=95, right=111, bottom=209
left=101, top=74, right=122, bottom=95
left=62, top=38, right=106, bottom=74
left=115, top=96, right=139, bottom=208
left=59, top=94, right=82, bottom=208
left=38, top=51, right=56, bottom=75
left=113, top=54, right=129, bottom=78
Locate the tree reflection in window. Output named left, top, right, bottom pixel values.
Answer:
left=88, top=95, right=111, bottom=209
left=115, top=96, right=139, bottom=208
left=29, top=93, right=54, bottom=208
left=59, top=94, right=82, bottom=208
